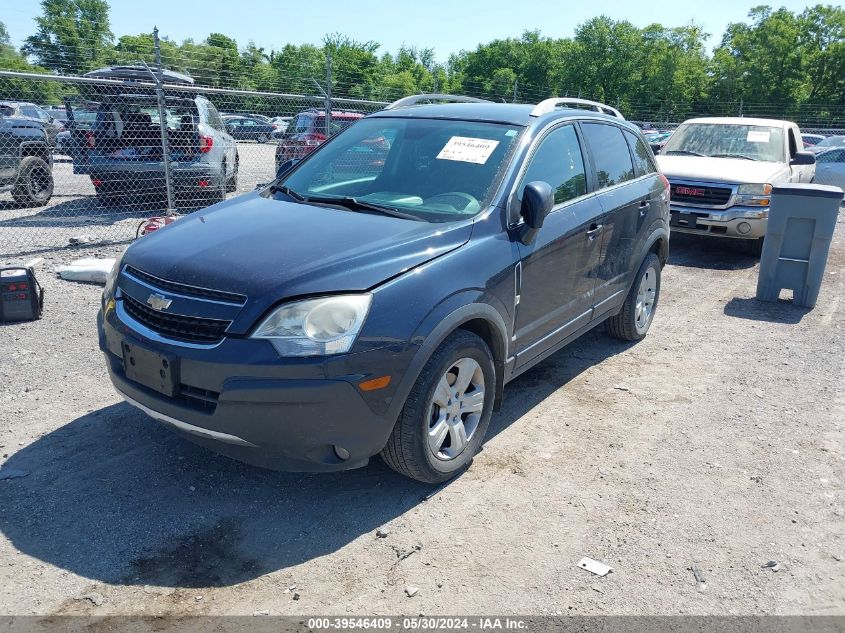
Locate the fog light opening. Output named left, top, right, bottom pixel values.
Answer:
left=334, top=445, right=350, bottom=461
left=737, top=222, right=752, bottom=235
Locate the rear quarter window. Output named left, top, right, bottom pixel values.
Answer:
left=624, top=130, right=657, bottom=177
left=582, top=123, right=635, bottom=188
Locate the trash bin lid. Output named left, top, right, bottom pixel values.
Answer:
left=772, top=183, right=844, bottom=200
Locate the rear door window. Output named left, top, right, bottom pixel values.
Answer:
left=582, top=123, right=635, bottom=189
left=623, top=130, right=657, bottom=177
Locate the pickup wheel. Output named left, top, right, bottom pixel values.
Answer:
left=747, top=237, right=764, bottom=257
left=12, top=156, right=53, bottom=207
left=381, top=330, right=495, bottom=483
left=606, top=252, right=661, bottom=342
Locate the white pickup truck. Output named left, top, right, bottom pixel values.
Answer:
left=656, top=117, right=816, bottom=255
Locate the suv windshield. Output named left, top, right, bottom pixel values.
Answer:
left=662, top=123, right=785, bottom=162
left=276, top=117, right=522, bottom=222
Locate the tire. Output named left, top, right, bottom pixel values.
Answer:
left=747, top=237, right=764, bottom=257
left=257, top=134, right=269, bottom=144
left=225, top=155, right=239, bottom=193
left=11, top=156, right=53, bottom=207
left=381, top=330, right=495, bottom=483
left=606, top=252, right=661, bottom=342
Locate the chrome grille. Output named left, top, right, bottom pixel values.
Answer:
left=670, top=183, right=732, bottom=206
left=124, top=266, right=246, bottom=304
left=122, top=293, right=230, bottom=343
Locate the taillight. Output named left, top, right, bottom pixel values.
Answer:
left=199, top=135, right=213, bottom=153
left=660, top=174, right=670, bottom=194
left=85, top=131, right=95, bottom=148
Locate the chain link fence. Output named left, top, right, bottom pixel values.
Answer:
left=0, top=69, right=386, bottom=258
left=3, top=68, right=845, bottom=257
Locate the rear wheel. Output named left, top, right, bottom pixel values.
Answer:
left=606, top=252, right=661, bottom=341
left=381, top=331, right=495, bottom=483
left=12, top=156, right=53, bottom=207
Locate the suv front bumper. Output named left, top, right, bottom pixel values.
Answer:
left=669, top=203, right=768, bottom=239
left=98, top=307, right=403, bottom=472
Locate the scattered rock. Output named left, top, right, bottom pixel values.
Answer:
left=405, top=585, right=419, bottom=598
left=77, top=592, right=104, bottom=606
left=832, top=554, right=842, bottom=562
left=376, top=527, right=390, bottom=538
left=195, top=595, right=203, bottom=601
left=613, top=385, right=630, bottom=392
left=750, top=475, right=764, bottom=484
left=253, top=609, right=270, bottom=616
left=68, top=235, right=95, bottom=246
left=762, top=560, right=778, bottom=569
left=292, top=592, right=301, bottom=601
left=0, top=468, right=29, bottom=481
left=590, top=584, right=604, bottom=594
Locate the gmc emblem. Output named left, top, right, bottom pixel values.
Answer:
left=676, top=186, right=706, bottom=197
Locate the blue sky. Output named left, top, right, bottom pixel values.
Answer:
left=0, top=0, right=820, bottom=62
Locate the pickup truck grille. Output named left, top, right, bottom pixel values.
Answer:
left=670, top=183, right=732, bottom=206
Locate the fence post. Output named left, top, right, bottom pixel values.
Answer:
left=512, top=79, right=519, bottom=103
left=153, top=27, right=175, bottom=214
left=325, top=51, right=332, bottom=138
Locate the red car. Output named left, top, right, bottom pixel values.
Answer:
left=275, top=109, right=364, bottom=167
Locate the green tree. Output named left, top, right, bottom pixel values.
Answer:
left=22, top=0, right=113, bottom=74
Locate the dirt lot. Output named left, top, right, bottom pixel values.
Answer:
left=0, top=221, right=843, bottom=616
left=0, top=142, right=277, bottom=256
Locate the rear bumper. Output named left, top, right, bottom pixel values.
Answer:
left=669, top=203, right=768, bottom=239
left=89, top=161, right=222, bottom=193
left=98, top=308, right=400, bottom=472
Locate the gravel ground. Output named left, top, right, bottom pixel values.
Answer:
left=0, top=142, right=277, bottom=256
left=0, top=219, right=843, bottom=616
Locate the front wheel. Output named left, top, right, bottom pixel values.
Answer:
left=381, top=330, right=495, bottom=483
left=606, top=252, right=661, bottom=341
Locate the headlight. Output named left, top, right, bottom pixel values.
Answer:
left=251, top=294, right=372, bottom=357
left=103, top=246, right=128, bottom=299
left=736, top=183, right=772, bottom=206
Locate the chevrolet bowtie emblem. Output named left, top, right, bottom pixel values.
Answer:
left=146, top=293, right=172, bottom=311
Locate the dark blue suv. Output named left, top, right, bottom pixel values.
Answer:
left=98, top=95, right=670, bottom=483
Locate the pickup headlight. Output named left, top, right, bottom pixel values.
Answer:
left=736, top=183, right=772, bottom=206
left=251, top=294, right=372, bottom=357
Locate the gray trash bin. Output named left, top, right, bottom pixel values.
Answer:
left=756, top=183, right=843, bottom=309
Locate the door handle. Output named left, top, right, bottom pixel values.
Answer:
left=586, top=223, right=603, bottom=239
left=639, top=199, right=651, bottom=216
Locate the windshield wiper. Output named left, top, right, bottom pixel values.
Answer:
left=270, top=184, right=305, bottom=201
left=710, top=153, right=759, bottom=161
left=301, top=195, right=421, bottom=221
left=664, top=150, right=705, bottom=157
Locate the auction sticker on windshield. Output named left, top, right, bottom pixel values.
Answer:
left=747, top=130, right=771, bottom=143
left=437, top=136, right=500, bottom=164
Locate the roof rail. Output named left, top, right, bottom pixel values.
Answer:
left=384, top=93, right=493, bottom=110
left=530, top=98, right=625, bottom=120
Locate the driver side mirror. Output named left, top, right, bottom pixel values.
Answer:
left=516, top=181, right=554, bottom=245
left=791, top=151, right=815, bottom=166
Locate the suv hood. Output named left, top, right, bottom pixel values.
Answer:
left=656, top=155, right=786, bottom=184
left=123, top=192, right=472, bottom=326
